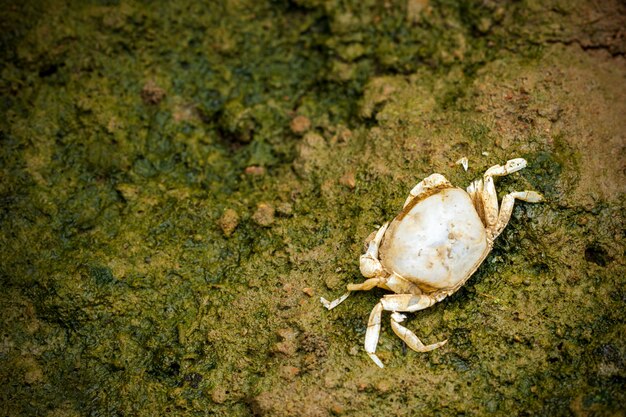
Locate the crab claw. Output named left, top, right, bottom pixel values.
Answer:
left=359, top=223, right=389, bottom=277
left=359, top=254, right=384, bottom=278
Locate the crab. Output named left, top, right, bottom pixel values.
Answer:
left=321, top=158, right=543, bottom=368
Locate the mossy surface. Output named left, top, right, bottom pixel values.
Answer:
left=1, top=1, right=624, bottom=416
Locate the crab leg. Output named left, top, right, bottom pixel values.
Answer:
left=390, top=312, right=447, bottom=353
left=320, top=292, right=351, bottom=310
left=347, top=277, right=387, bottom=291
left=480, top=158, right=528, bottom=229
left=365, top=293, right=444, bottom=368
left=365, top=302, right=384, bottom=368
left=484, top=157, right=528, bottom=177
left=321, top=276, right=388, bottom=311
left=380, top=293, right=437, bottom=312
left=492, top=191, right=543, bottom=239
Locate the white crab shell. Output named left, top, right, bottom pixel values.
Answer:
left=379, top=188, right=489, bottom=292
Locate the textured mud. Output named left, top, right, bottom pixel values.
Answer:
left=1, top=1, right=625, bottom=416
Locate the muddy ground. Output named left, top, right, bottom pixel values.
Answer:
left=1, top=0, right=624, bottom=416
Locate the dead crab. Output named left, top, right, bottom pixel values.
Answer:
left=321, top=158, right=543, bottom=367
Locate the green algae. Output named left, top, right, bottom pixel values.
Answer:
left=1, top=0, right=625, bottom=416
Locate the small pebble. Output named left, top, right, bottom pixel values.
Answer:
left=330, top=403, right=345, bottom=415
left=274, top=328, right=298, bottom=356
left=211, top=387, right=228, bottom=404
left=290, top=115, right=311, bottom=134
left=141, top=80, right=166, bottom=105
left=376, top=380, right=391, bottom=393
left=253, top=203, right=275, bottom=227
left=277, top=202, right=293, bottom=216
left=339, top=171, right=356, bottom=189
left=218, top=209, right=239, bottom=237
left=245, top=165, right=266, bottom=176
left=279, top=365, right=300, bottom=380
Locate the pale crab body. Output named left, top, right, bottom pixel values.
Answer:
left=321, top=158, right=543, bottom=368
left=380, top=187, right=489, bottom=294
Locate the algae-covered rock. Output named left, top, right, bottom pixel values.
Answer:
left=218, top=208, right=240, bottom=237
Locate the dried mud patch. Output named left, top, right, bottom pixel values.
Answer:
left=469, top=44, right=626, bottom=208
